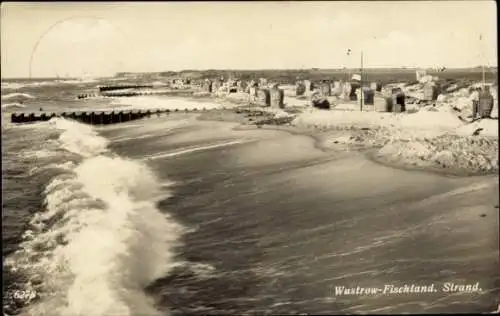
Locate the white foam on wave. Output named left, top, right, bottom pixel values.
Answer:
left=2, top=102, right=27, bottom=109
left=110, top=95, right=226, bottom=111
left=113, top=133, right=157, bottom=143
left=151, top=81, right=168, bottom=87
left=50, top=119, right=109, bottom=158
left=22, top=148, right=59, bottom=160
left=2, top=92, right=36, bottom=100
left=143, top=140, right=251, bottom=161
left=1, top=81, right=55, bottom=90
left=57, top=78, right=97, bottom=85
left=1, top=78, right=97, bottom=91
left=2, top=82, right=28, bottom=90
left=5, top=117, right=184, bottom=316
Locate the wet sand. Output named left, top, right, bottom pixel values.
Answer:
left=197, top=108, right=499, bottom=177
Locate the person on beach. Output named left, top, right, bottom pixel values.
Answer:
left=469, top=87, right=480, bottom=119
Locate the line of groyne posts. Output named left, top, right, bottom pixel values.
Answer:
left=10, top=108, right=213, bottom=125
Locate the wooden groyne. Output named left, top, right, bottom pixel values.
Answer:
left=98, top=84, right=153, bottom=93
left=77, top=89, right=197, bottom=99
left=10, top=108, right=211, bottom=125
left=79, top=91, right=148, bottom=98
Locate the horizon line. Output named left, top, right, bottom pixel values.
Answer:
left=2, top=66, right=498, bottom=80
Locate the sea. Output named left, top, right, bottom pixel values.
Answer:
left=2, top=77, right=499, bottom=315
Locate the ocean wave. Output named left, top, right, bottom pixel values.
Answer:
left=1, top=78, right=97, bottom=91
left=4, top=118, right=183, bottom=316
left=2, top=92, right=36, bottom=100
left=110, top=95, right=227, bottom=111
left=57, top=78, right=98, bottom=85
left=1, top=82, right=28, bottom=90
left=1, top=81, right=56, bottom=90
left=142, top=140, right=251, bottom=161
left=151, top=81, right=168, bottom=87
left=2, top=102, right=27, bottom=109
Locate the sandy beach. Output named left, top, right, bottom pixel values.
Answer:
left=121, top=87, right=498, bottom=177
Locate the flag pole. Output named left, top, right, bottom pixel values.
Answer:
left=347, top=49, right=351, bottom=85
left=482, top=64, right=486, bottom=88
left=360, top=51, right=364, bottom=111
left=481, top=34, right=486, bottom=88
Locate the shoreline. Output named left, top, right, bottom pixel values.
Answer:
left=192, top=94, right=498, bottom=177
left=48, top=88, right=496, bottom=178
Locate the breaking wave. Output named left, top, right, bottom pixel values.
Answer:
left=2, top=92, right=36, bottom=100
left=110, top=95, right=225, bottom=111
left=1, top=79, right=97, bottom=91
left=2, top=102, right=27, bottom=109
left=1, top=82, right=28, bottom=90
left=4, top=118, right=184, bottom=316
left=1, top=81, right=55, bottom=90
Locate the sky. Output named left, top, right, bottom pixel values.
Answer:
left=1, top=1, right=497, bottom=78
